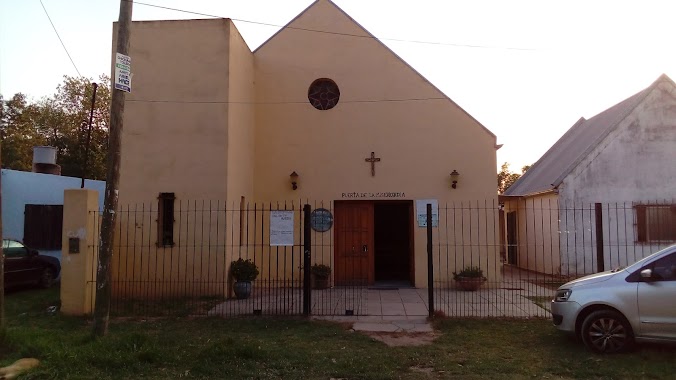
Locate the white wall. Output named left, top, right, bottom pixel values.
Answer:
left=1, top=169, right=105, bottom=243
left=558, top=80, right=676, bottom=275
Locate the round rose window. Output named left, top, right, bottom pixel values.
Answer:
left=308, top=78, right=340, bottom=110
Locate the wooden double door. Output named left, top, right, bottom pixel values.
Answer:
left=334, top=201, right=413, bottom=286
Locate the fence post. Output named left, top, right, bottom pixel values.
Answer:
left=594, top=203, right=605, bottom=272
left=303, top=204, right=311, bottom=316
left=61, top=189, right=100, bottom=316
left=427, top=203, right=434, bottom=318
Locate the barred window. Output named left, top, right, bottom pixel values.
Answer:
left=158, top=193, right=175, bottom=247
left=635, top=205, right=676, bottom=243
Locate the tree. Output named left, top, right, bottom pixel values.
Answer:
left=36, top=75, right=111, bottom=179
left=0, top=93, right=44, bottom=171
left=0, top=75, right=111, bottom=180
left=497, top=162, right=531, bottom=194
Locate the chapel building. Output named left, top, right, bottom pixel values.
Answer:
left=112, top=0, right=500, bottom=290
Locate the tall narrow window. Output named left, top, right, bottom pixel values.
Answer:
left=158, top=193, right=175, bottom=247
left=635, top=204, right=676, bottom=243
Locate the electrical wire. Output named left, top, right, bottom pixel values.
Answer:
left=125, top=97, right=449, bottom=105
left=128, top=0, right=537, bottom=51
left=40, top=0, right=82, bottom=77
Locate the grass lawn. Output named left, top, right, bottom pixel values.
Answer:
left=1, top=287, right=675, bottom=379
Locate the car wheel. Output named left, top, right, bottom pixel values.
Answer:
left=581, top=310, right=634, bottom=353
left=39, top=267, right=56, bottom=288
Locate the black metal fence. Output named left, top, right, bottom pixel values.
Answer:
left=84, top=199, right=675, bottom=319
left=429, top=199, right=675, bottom=318
left=88, top=201, right=367, bottom=317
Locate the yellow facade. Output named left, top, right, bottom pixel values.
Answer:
left=113, top=0, right=499, bottom=294
left=502, top=193, right=561, bottom=275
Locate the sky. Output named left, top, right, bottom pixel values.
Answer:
left=1, top=0, right=675, bottom=171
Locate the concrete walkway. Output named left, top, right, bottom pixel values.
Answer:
left=207, top=265, right=557, bottom=320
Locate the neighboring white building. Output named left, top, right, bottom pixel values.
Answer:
left=1, top=169, right=105, bottom=260
left=502, top=74, right=676, bottom=276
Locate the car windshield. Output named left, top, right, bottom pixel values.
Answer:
left=624, top=244, right=676, bottom=272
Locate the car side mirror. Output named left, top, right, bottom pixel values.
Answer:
left=640, top=268, right=653, bottom=281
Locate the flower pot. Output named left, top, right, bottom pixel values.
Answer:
left=234, top=281, right=252, bottom=299
left=455, top=277, right=485, bottom=291
left=311, top=274, right=330, bottom=290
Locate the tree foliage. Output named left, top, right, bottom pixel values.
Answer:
left=0, top=75, right=110, bottom=179
left=497, top=162, right=531, bottom=194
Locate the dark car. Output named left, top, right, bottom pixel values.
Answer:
left=3, top=239, right=60, bottom=289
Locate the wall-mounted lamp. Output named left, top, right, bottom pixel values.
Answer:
left=290, top=171, right=299, bottom=190
left=450, top=170, right=460, bottom=189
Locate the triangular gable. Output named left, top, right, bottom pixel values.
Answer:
left=506, top=74, right=675, bottom=197
left=254, top=0, right=496, bottom=139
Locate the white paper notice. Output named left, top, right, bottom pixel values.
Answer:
left=270, top=211, right=294, bottom=246
left=415, top=199, right=439, bottom=227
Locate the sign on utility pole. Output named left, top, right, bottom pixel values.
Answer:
left=114, top=53, right=131, bottom=93
left=93, top=0, right=133, bottom=337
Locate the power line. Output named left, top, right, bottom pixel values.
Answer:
left=129, top=0, right=537, bottom=51
left=40, top=0, right=82, bottom=77
left=125, top=97, right=448, bottom=105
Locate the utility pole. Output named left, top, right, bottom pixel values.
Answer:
left=0, top=138, right=5, bottom=336
left=93, top=0, right=132, bottom=337
left=81, top=82, right=98, bottom=188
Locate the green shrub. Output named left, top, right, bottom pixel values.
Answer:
left=453, top=266, right=485, bottom=280
left=230, top=258, right=259, bottom=282
left=310, top=264, right=331, bottom=278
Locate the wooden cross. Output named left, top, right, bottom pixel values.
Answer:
left=365, top=151, right=381, bottom=177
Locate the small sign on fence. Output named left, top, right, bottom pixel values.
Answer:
left=270, top=210, right=294, bottom=246
left=416, top=199, right=438, bottom=227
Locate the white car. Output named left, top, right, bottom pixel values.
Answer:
left=551, top=244, right=676, bottom=353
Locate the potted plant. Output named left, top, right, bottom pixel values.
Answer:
left=230, top=258, right=259, bottom=299
left=310, top=264, right=331, bottom=289
left=453, top=266, right=486, bottom=291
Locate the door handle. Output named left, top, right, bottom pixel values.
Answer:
left=362, top=245, right=368, bottom=253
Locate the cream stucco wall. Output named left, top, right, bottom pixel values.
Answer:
left=252, top=0, right=498, bottom=287
left=226, top=25, right=256, bottom=204
left=111, top=0, right=500, bottom=294
left=112, top=20, right=234, bottom=296
left=503, top=193, right=561, bottom=275
left=114, top=19, right=231, bottom=203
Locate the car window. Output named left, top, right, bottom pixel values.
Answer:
left=6, top=240, right=25, bottom=249
left=648, top=253, right=676, bottom=281
left=3, top=240, right=27, bottom=258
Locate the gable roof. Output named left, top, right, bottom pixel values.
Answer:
left=505, top=74, right=674, bottom=197
left=253, top=0, right=496, bottom=140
